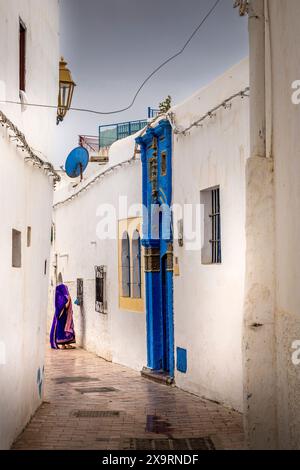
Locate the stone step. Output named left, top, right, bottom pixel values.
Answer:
left=141, top=367, right=174, bottom=386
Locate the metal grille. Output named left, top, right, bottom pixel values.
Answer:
left=99, top=120, right=147, bottom=149
left=95, top=266, right=107, bottom=314
left=54, top=376, right=99, bottom=384
left=127, top=437, right=215, bottom=450
left=96, top=271, right=103, bottom=303
left=73, top=410, right=120, bottom=418
left=148, top=107, right=160, bottom=119
left=210, top=187, right=221, bottom=264
left=75, top=387, right=118, bottom=394
left=19, top=20, right=26, bottom=92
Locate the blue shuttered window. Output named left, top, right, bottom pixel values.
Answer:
left=121, top=232, right=131, bottom=297
left=132, top=230, right=141, bottom=299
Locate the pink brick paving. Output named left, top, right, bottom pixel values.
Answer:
left=12, top=347, right=245, bottom=450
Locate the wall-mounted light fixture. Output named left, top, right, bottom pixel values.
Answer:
left=57, top=57, right=76, bottom=125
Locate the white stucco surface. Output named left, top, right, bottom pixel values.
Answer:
left=271, top=1, right=300, bottom=447
left=172, top=59, right=249, bottom=412
left=243, top=0, right=300, bottom=449
left=50, top=135, right=147, bottom=372
left=50, top=59, right=249, bottom=416
left=0, top=0, right=59, bottom=449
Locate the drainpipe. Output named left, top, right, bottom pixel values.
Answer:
left=243, top=0, right=278, bottom=449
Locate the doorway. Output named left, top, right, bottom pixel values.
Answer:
left=161, top=254, right=170, bottom=373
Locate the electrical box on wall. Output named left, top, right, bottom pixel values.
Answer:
left=176, top=347, right=187, bottom=373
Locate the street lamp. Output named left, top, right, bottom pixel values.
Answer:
left=57, top=57, right=76, bottom=125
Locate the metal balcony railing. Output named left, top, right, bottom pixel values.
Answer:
left=99, top=119, right=148, bottom=149
left=79, top=108, right=160, bottom=153
left=148, top=107, right=160, bottom=119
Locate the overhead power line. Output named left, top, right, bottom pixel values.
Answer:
left=54, top=86, right=249, bottom=207
left=0, top=0, right=222, bottom=116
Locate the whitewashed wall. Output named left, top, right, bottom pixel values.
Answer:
left=50, top=134, right=147, bottom=372
left=0, top=0, right=59, bottom=449
left=172, top=59, right=249, bottom=412
left=243, top=0, right=300, bottom=449
left=270, top=0, right=300, bottom=449
left=50, top=60, right=250, bottom=415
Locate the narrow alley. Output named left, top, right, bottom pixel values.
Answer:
left=3, top=0, right=300, bottom=454
left=12, top=348, right=245, bottom=450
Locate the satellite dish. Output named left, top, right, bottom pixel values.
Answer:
left=65, top=146, right=89, bottom=181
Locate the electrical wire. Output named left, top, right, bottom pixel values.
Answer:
left=54, top=85, right=250, bottom=207
left=0, top=0, right=222, bottom=116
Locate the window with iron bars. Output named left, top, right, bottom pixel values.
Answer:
left=210, top=188, right=221, bottom=264
left=19, top=19, right=26, bottom=92
left=95, top=266, right=107, bottom=314
left=200, top=186, right=222, bottom=264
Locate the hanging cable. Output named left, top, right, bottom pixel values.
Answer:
left=168, top=87, right=250, bottom=135
left=0, top=0, right=222, bottom=116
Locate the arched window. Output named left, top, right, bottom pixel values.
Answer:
left=132, top=230, right=141, bottom=298
left=121, top=231, right=131, bottom=297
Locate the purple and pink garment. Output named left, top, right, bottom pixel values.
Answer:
left=50, top=284, right=76, bottom=349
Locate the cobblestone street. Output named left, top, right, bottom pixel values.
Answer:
left=12, top=348, right=245, bottom=450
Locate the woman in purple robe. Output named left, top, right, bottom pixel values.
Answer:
left=50, top=284, right=76, bottom=349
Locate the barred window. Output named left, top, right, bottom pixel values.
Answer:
left=95, top=266, right=107, bottom=314
left=19, top=19, right=26, bottom=92
left=210, top=188, right=221, bottom=264
left=200, top=186, right=222, bottom=264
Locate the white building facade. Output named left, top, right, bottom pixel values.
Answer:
left=0, top=0, right=59, bottom=449
left=172, top=59, right=249, bottom=412
left=50, top=136, right=147, bottom=371
left=11, top=0, right=300, bottom=451
left=49, top=59, right=249, bottom=417
left=240, top=0, right=300, bottom=450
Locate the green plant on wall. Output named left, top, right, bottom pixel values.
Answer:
left=159, top=95, right=172, bottom=114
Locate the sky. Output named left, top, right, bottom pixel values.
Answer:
left=54, top=0, right=248, bottom=166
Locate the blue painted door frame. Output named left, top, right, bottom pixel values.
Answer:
left=136, top=120, right=174, bottom=377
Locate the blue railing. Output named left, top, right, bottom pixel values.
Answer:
left=98, top=107, right=161, bottom=150
left=99, top=119, right=148, bottom=149
left=148, top=107, right=160, bottom=119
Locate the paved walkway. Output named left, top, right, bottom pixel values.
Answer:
left=13, top=347, right=245, bottom=450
